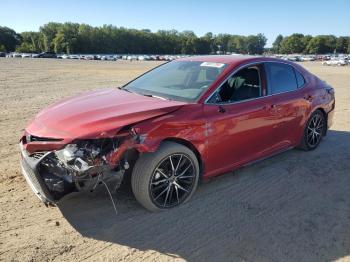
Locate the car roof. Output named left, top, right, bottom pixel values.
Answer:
left=177, top=55, right=265, bottom=64
left=177, top=55, right=306, bottom=73
left=177, top=55, right=309, bottom=103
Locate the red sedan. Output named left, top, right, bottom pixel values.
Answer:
left=20, top=55, right=335, bottom=211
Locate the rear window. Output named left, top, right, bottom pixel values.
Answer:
left=294, top=69, right=305, bottom=88
left=265, top=63, right=298, bottom=94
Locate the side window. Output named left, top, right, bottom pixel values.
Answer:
left=294, top=69, right=305, bottom=88
left=209, top=65, right=262, bottom=103
left=265, top=63, right=298, bottom=94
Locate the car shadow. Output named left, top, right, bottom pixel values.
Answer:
left=58, top=130, right=350, bottom=261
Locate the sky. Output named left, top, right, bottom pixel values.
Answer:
left=1, top=0, right=349, bottom=46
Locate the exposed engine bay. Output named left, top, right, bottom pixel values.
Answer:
left=20, top=129, right=141, bottom=213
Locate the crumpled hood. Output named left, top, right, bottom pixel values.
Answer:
left=26, top=88, right=186, bottom=139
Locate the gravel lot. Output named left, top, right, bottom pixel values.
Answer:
left=0, top=58, right=349, bottom=262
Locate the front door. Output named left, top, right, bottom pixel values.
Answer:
left=203, top=64, right=282, bottom=177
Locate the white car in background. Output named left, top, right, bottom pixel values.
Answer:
left=322, top=58, right=347, bottom=66
left=21, top=53, right=31, bottom=58
left=300, top=56, right=315, bottom=62
left=68, top=55, right=80, bottom=59
left=11, top=52, right=22, bottom=58
left=127, top=55, right=137, bottom=61
left=101, top=55, right=116, bottom=61
left=138, top=55, right=150, bottom=61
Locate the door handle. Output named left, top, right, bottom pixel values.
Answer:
left=218, top=106, right=226, bottom=113
left=263, top=104, right=277, bottom=110
left=264, top=104, right=282, bottom=113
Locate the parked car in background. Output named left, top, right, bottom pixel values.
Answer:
left=21, top=53, right=31, bottom=58
left=150, top=55, right=159, bottom=60
left=101, top=55, right=116, bottom=61
left=316, top=55, right=331, bottom=61
left=20, top=55, right=335, bottom=212
left=322, top=58, right=347, bottom=66
left=84, top=55, right=98, bottom=60
left=137, top=55, right=144, bottom=61
left=0, top=52, right=6, bottom=57
left=127, top=55, right=137, bottom=61
left=286, top=56, right=301, bottom=62
left=11, top=53, right=22, bottom=58
left=300, top=56, right=315, bottom=62
left=36, top=52, right=57, bottom=58
left=68, top=54, right=80, bottom=59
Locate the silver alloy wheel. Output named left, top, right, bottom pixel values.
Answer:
left=149, top=153, right=196, bottom=208
left=306, top=112, right=324, bottom=147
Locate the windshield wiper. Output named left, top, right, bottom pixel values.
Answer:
left=140, top=93, right=170, bottom=101
left=119, top=87, right=170, bottom=101
left=117, top=86, right=132, bottom=93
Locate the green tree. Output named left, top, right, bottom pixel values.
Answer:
left=16, top=31, right=41, bottom=52
left=280, top=33, right=306, bottom=54
left=231, top=36, right=247, bottom=54
left=272, top=34, right=283, bottom=53
left=40, top=22, right=62, bottom=51
left=1, top=23, right=273, bottom=55
left=306, top=36, right=325, bottom=54
left=179, top=31, right=197, bottom=54
left=0, top=26, right=20, bottom=51
left=336, top=36, right=349, bottom=53
left=306, top=35, right=337, bottom=54
left=302, top=35, right=312, bottom=53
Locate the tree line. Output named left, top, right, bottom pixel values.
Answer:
left=272, top=33, right=350, bottom=54
left=1, top=22, right=267, bottom=54
left=1, top=22, right=349, bottom=55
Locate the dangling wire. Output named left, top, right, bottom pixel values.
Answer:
left=100, top=179, right=118, bottom=216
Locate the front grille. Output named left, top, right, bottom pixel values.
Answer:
left=29, top=152, right=47, bottom=160
left=21, top=159, right=54, bottom=203
left=28, top=135, right=63, bottom=142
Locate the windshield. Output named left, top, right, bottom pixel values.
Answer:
left=123, top=61, right=227, bottom=102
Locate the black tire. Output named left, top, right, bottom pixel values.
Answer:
left=131, top=142, right=200, bottom=212
left=299, top=110, right=326, bottom=151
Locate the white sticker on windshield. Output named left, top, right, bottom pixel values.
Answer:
left=200, top=62, right=225, bottom=68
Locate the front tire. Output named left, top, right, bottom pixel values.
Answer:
left=299, top=110, right=326, bottom=151
left=131, top=142, right=200, bottom=212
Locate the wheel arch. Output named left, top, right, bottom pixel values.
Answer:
left=160, top=137, right=204, bottom=177
left=314, top=107, right=328, bottom=135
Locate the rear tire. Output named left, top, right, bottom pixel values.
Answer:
left=131, top=142, right=200, bottom=212
left=299, top=110, right=326, bottom=151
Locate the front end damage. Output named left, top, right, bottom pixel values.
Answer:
left=20, top=129, right=141, bottom=206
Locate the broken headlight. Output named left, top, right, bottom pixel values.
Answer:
left=55, top=138, right=117, bottom=174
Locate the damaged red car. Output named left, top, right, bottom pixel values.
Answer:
left=20, top=56, right=335, bottom=211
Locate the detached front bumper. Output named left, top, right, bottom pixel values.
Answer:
left=20, top=143, right=56, bottom=205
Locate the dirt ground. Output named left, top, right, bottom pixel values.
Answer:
left=0, top=58, right=349, bottom=262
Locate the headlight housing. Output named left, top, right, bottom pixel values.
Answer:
left=54, top=138, right=118, bottom=173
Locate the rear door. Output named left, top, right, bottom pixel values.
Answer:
left=264, top=62, right=309, bottom=146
